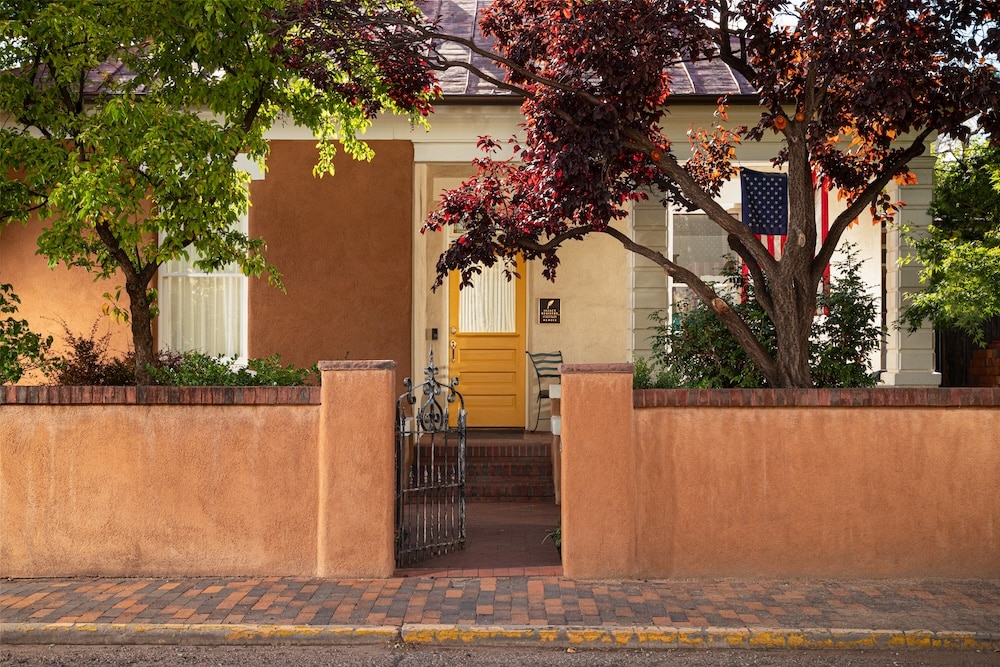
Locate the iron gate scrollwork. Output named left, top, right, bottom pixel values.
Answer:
left=395, top=350, right=466, bottom=567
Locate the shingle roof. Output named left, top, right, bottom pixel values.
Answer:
left=60, top=1, right=754, bottom=101
left=420, top=0, right=755, bottom=98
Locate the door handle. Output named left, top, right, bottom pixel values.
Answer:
left=450, top=339, right=457, bottom=362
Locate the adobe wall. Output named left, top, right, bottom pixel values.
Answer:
left=0, top=362, right=397, bottom=578
left=249, top=141, right=414, bottom=383
left=0, top=215, right=133, bottom=373
left=560, top=364, right=1000, bottom=579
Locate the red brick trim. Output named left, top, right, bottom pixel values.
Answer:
left=561, top=363, right=634, bottom=374
left=634, top=387, right=1000, bottom=408
left=0, top=385, right=321, bottom=405
left=317, top=360, right=396, bottom=371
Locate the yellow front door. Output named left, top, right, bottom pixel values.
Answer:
left=448, top=261, right=526, bottom=427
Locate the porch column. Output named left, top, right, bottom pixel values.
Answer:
left=883, top=155, right=941, bottom=386
left=316, top=360, right=397, bottom=577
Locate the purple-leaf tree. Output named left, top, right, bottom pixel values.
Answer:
left=422, top=0, right=1000, bottom=388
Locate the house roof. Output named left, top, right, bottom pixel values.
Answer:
left=56, top=1, right=755, bottom=101
left=420, top=0, right=756, bottom=99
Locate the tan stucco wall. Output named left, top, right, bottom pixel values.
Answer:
left=0, top=216, right=133, bottom=375
left=561, top=365, right=1000, bottom=579
left=0, top=362, right=398, bottom=579
left=249, top=141, right=414, bottom=382
left=635, top=406, right=1000, bottom=578
left=527, top=230, right=630, bottom=364
left=316, top=360, right=397, bottom=578
left=1, top=404, right=319, bottom=577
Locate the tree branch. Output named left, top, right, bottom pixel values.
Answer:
left=600, top=224, right=780, bottom=385
left=813, top=128, right=933, bottom=283
left=94, top=220, right=140, bottom=280
left=621, top=126, right=778, bottom=275
left=513, top=224, right=596, bottom=253
left=728, top=234, right=775, bottom=316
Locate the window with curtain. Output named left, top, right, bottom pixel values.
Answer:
left=158, top=231, right=247, bottom=358
left=458, top=262, right=516, bottom=333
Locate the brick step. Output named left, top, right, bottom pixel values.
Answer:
left=408, top=445, right=552, bottom=460
left=467, top=461, right=552, bottom=477
left=407, top=432, right=556, bottom=501
left=466, top=478, right=555, bottom=502
left=466, top=443, right=552, bottom=459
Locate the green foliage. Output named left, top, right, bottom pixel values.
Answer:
left=0, top=0, right=437, bottom=382
left=902, top=141, right=1000, bottom=345
left=44, top=323, right=317, bottom=386
left=631, top=355, right=683, bottom=389
left=148, top=352, right=318, bottom=387
left=0, top=284, right=53, bottom=384
left=542, top=524, right=561, bottom=550
left=650, top=246, right=881, bottom=388
left=811, top=247, right=883, bottom=388
left=649, top=261, right=775, bottom=388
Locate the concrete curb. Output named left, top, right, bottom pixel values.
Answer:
left=2, top=623, right=998, bottom=651
left=0, top=623, right=400, bottom=646
left=400, top=625, right=1000, bottom=651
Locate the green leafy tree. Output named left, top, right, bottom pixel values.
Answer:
left=423, top=0, right=999, bottom=387
left=902, top=141, right=1000, bottom=345
left=0, top=283, right=53, bottom=384
left=0, top=0, right=438, bottom=384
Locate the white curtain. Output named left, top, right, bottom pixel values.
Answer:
left=459, top=263, right=516, bottom=333
left=160, top=253, right=245, bottom=357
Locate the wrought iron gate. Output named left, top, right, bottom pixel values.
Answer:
left=395, top=350, right=467, bottom=567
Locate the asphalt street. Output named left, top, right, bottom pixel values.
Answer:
left=4, top=644, right=1000, bottom=666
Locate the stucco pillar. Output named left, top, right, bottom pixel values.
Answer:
left=317, top=360, right=397, bottom=577
left=560, top=363, right=637, bottom=578
left=883, top=155, right=941, bottom=386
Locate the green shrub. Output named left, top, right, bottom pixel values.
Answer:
left=45, top=323, right=317, bottom=386
left=148, top=352, right=318, bottom=386
left=810, top=246, right=882, bottom=387
left=0, top=284, right=53, bottom=384
left=648, top=244, right=881, bottom=388
left=632, top=356, right=683, bottom=389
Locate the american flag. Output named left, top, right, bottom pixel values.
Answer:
left=741, top=168, right=788, bottom=258
left=738, top=172, right=834, bottom=313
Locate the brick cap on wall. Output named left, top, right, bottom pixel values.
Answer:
left=561, top=363, right=634, bottom=374
left=0, top=385, right=321, bottom=405
left=635, top=387, right=1000, bottom=408
left=317, top=360, right=396, bottom=372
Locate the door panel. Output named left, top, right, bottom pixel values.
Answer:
left=449, top=262, right=526, bottom=427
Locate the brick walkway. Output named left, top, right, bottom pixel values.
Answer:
left=3, top=574, right=1000, bottom=650
left=3, top=575, right=999, bottom=632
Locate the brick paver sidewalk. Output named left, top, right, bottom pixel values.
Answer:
left=3, top=576, right=999, bottom=649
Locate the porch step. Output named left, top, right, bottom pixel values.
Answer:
left=465, top=439, right=555, bottom=503
left=466, top=477, right=555, bottom=502
left=466, top=461, right=553, bottom=477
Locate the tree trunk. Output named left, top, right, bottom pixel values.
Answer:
left=94, top=222, right=159, bottom=386
left=125, top=276, right=156, bottom=386
left=768, top=123, right=820, bottom=388
left=770, top=287, right=816, bottom=388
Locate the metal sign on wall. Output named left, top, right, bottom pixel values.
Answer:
left=539, top=298, right=561, bottom=324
